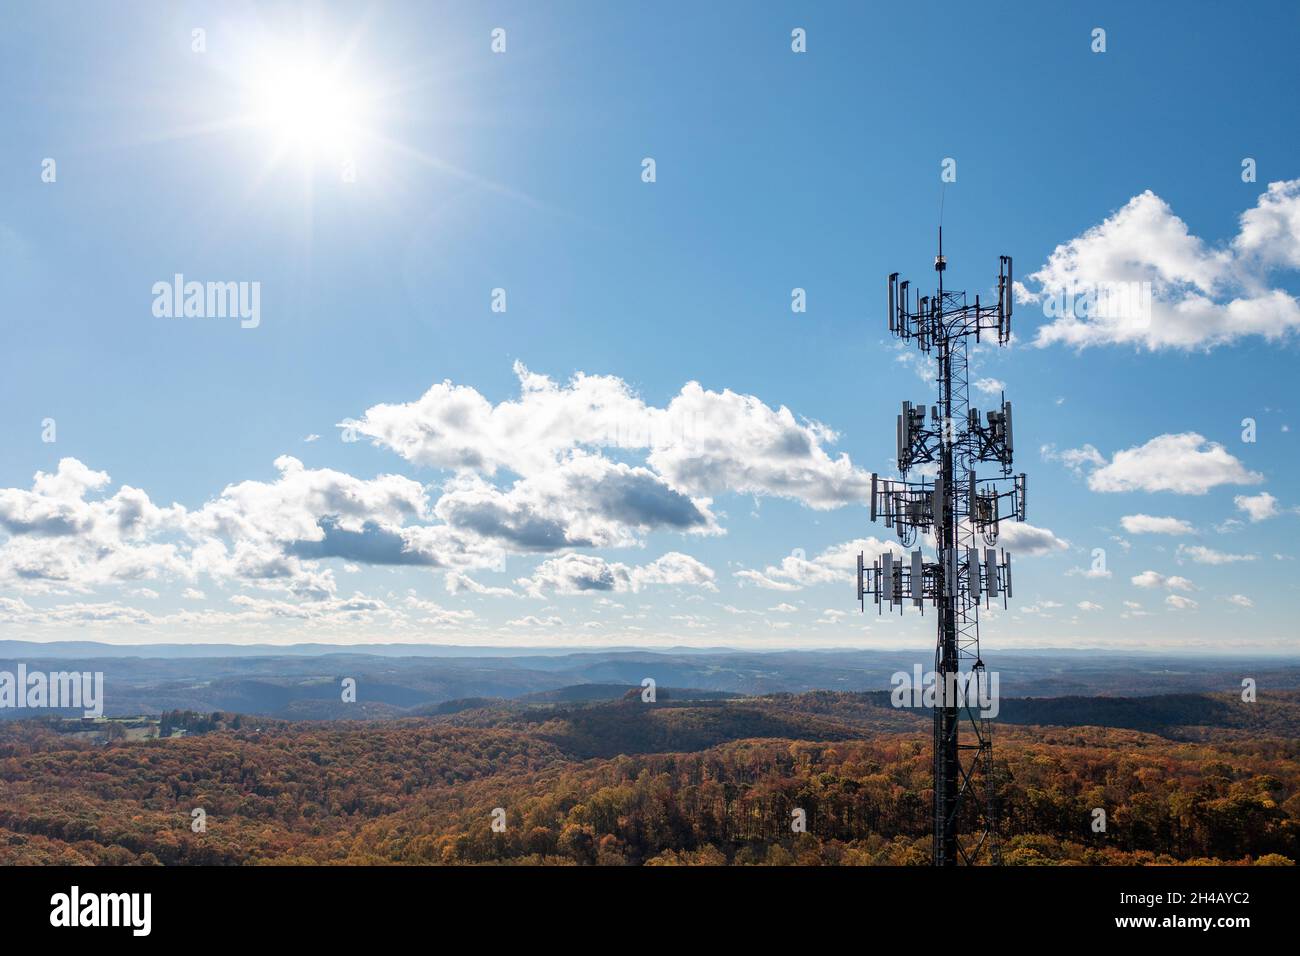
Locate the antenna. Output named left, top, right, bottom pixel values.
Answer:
left=857, top=235, right=1026, bottom=866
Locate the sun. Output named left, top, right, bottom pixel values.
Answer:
left=163, top=22, right=527, bottom=216
left=245, top=53, right=368, bottom=164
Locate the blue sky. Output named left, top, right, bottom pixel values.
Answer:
left=1, top=0, right=1298, bottom=651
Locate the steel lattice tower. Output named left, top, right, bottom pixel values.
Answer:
left=857, top=231, right=1026, bottom=865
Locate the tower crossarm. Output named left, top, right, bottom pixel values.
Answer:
left=887, top=255, right=1014, bottom=351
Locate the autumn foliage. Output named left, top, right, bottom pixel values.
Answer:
left=0, top=692, right=1295, bottom=866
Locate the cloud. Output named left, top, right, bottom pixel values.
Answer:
left=515, top=551, right=716, bottom=598
left=1055, top=433, right=1262, bottom=495
left=997, top=522, right=1069, bottom=556
left=1076, top=601, right=1103, bottom=611
left=1023, top=182, right=1300, bottom=350
left=0, top=458, right=189, bottom=593
left=1067, top=565, right=1112, bottom=580
left=507, top=615, right=565, bottom=628
left=1, top=449, right=722, bottom=604
left=0, top=591, right=412, bottom=632
left=0, top=455, right=496, bottom=599
left=1120, top=514, right=1194, bottom=535
left=734, top=537, right=901, bottom=592
left=648, top=383, right=874, bottom=508
left=733, top=569, right=803, bottom=591
left=432, top=452, right=718, bottom=551
left=1041, top=443, right=1105, bottom=475
left=0, top=599, right=161, bottom=627
left=342, top=362, right=873, bottom=509
left=444, top=571, right=515, bottom=597
left=402, top=595, right=477, bottom=627
left=1132, top=570, right=1195, bottom=592
left=1234, top=492, right=1280, bottom=522
left=1, top=362, right=889, bottom=611
left=182, top=455, right=483, bottom=595
left=189, top=454, right=429, bottom=545
left=1177, top=544, right=1256, bottom=565
left=1019, top=600, right=1064, bottom=616
left=339, top=364, right=644, bottom=476
left=630, top=551, right=718, bottom=590
left=287, top=516, right=445, bottom=566
left=1226, top=594, right=1254, bottom=608
left=974, top=378, right=1006, bottom=395
left=1165, top=594, right=1199, bottom=611
left=228, top=593, right=402, bottom=623
left=1236, top=179, right=1300, bottom=269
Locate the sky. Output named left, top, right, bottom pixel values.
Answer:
left=1, top=0, right=1298, bottom=652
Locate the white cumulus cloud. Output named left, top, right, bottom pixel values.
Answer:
left=1131, top=570, right=1195, bottom=592
left=1053, top=433, right=1262, bottom=495
left=1234, top=492, right=1280, bottom=522
left=1023, top=182, right=1300, bottom=350
left=341, top=362, right=873, bottom=510
left=1120, top=514, right=1194, bottom=535
left=515, top=551, right=716, bottom=598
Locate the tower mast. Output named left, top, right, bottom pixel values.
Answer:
left=860, top=235, right=1025, bottom=865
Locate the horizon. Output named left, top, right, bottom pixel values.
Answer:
left=3, top=636, right=1298, bottom=661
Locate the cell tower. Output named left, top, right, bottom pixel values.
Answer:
left=857, top=230, right=1027, bottom=866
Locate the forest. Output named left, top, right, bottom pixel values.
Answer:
left=0, top=690, right=1296, bottom=866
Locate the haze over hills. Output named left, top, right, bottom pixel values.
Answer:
left=2, top=643, right=1298, bottom=719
